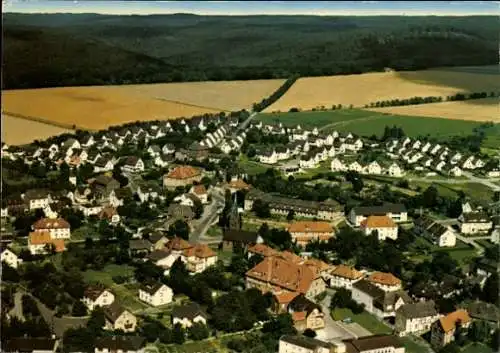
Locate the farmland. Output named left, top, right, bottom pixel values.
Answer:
left=257, top=109, right=486, bottom=140
left=2, top=79, right=283, bottom=132
left=265, top=67, right=499, bottom=113
left=367, top=98, right=498, bottom=123
left=2, top=114, right=73, bottom=145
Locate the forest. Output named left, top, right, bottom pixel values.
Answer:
left=3, top=13, right=498, bottom=89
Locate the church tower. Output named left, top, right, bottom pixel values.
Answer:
left=228, top=193, right=241, bottom=230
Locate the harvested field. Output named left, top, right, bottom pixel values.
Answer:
left=265, top=67, right=498, bottom=113
left=2, top=114, right=73, bottom=145
left=2, top=79, right=283, bottom=130
left=114, top=79, right=285, bottom=111
left=367, top=98, right=499, bottom=123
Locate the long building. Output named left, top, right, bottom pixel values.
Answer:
left=244, top=189, right=343, bottom=221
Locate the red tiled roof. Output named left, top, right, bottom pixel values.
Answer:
left=166, top=166, right=201, bottom=180
left=439, top=310, right=471, bottom=333
left=367, top=271, right=401, bottom=286
left=288, top=221, right=333, bottom=234
left=248, top=243, right=279, bottom=258
left=32, top=217, right=70, bottom=230
left=331, top=265, right=363, bottom=280
left=183, top=244, right=216, bottom=258
left=226, top=179, right=250, bottom=190
left=274, top=292, right=300, bottom=305
left=292, top=311, right=307, bottom=322
left=28, top=232, right=65, bottom=252
left=360, top=215, right=396, bottom=229
left=165, top=237, right=192, bottom=251
left=192, top=184, right=207, bottom=195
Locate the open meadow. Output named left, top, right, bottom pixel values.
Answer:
left=257, top=109, right=488, bottom=140
left=2, top=114, right=73, bottom=145
left=367, top=98, right=498, bottom=123
left=265, top=66, right=498, bottom=114
left=2, top=79, right=284, bottom=132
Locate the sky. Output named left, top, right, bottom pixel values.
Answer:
left=3, top=1, right=499, bottom=16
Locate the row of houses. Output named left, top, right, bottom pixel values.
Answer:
left=331, top=158, right=405, bottom=177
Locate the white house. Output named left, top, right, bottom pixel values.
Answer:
left=387, top=163, right=404, bottom=177
left=121, top=157, right=144, bottom=173
left=395, top=301, right=439, bottom=337
left=459, top=212, right=493, bottom=235
left=421, top=142, right=432, bottom=153
left=328, top=265, right=364, bottom=290
left=154, top=155, right=170, bottom=168
left=299, top=155, right=317, bottom=169
left=1, top=248, right=20, bottom=269
left=162, top=144, right=176, bottom=155
left=171, top=302, right=208, bottom=328
left=23, top=189, right=50, bottom=210
left=414, top=217, right=457, bottom=248
left=82, top=286, right=115, bottom=311
left=259, top=150, right=278, bottom=164
left=462, top=156, right=476, bottom=170
left=348, top=161, right=364, bottom=173
left=147, top=145, right=162, bottom=158
left=93, top=157, right=114, bottom=173
left=278, top=335, right=333, bottom=353
left=365, top=161, right=383, bottom=175
left=138, top=283, right=173, bottom=307
left=360, top=215, right=399, bottom=241
left=430, top=144, right=442, bottom=155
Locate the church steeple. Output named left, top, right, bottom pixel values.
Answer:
left=229, top=192, right=241, bottom=230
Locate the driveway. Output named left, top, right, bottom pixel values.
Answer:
left=190, top=188, right=225, bottom=243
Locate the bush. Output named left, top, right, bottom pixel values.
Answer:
left=112, top=275, right=127, bottom=284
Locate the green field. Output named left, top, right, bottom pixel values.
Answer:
left=399, top=337, right=432, bottom=353
left=256, top=109, right=374, bottom=129
left=256, top=109, right=485, bottom=140
left=331, top=308, right=392, bottom=335
left=461, top=342, right=494, bottom=353
left=482, top=125, right=500, bottom=150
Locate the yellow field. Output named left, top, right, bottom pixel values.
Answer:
left=265, top=69, right=498, bottom=113
left=2, top=114, right=73, bottom=145
left=2, top=79, right=284, bottom=131
left=367, top=98, right=499, bottom=123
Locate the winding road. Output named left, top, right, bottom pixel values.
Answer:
left=190, top=187, right=225, bottom=243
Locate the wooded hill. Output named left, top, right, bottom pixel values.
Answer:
left=3, top=13, right=498, bottom=89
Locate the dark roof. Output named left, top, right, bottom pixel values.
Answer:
left=344, top=335, right=403, bottom=353
left=279, top=335, right=332, bottom=350
left=352, top=203, right=407, bottom=216
left=353, top=280, right=411, bottom=311
left=123, top=156, right=141, bottom=166
left=24, top=189, right=50, bottom=200
left=147, top=250, right=170, bottom=261
left=462, top=212, right=491, bottom=223
left=149, top=232, right=167, bottom=244
left=94, top=156, right=111, bottom=167
left=84, top=284, right=108, bottom=301
left=288, top=294, right=322, bottom=315
left=95, top=336, right=145, bottom=351
left=172, top=302, right=207, bottom=321
left=103, top=302, right=129, bottom=323
left=93, top=175, right=118, bottom=186
left=397, top=300, right=437, bottom=319
left=140, top=282, right=166, bottom=295
left=222, top=229, right=259, bottom=244
left=168, top=204, right=194, bottom=220
left=428, top=223, right=450, bottom=237
left=4, top=338, right=57, bottom=352
left=129, top=239, right=153, bottom=251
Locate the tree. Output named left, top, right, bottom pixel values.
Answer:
left=286, top=210, right=295, bottom=221
left=172, top=323, right=186, bottom=344
left=262, top=313, right=297, bottom=340
left=252, top=199, right=271, bottom=218
left=482, top=272, right=499, bottom=305
left=193, top=197, right=203, bottom=219
left=141, top=319, right=167, bottom=342
left=329, top=288, right=352, bottom=310
left=438, top=342, right=460, bottom=353
left=167, top=220, right=190, bottom=240
left=468, top=321, right=489, bottom=342
left=188, top=322, right=210, bottom=341
left=423, top=186, right=439, bottom=208
left=71, top=300, right=88, bottom=317
left=303, top=328, right=316, bottom=338
left=86, top=307, right=105, bottom=335
left=134, top=261, right=163, bottom=284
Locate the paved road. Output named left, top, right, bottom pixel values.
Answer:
left=436, top=219, right=486, bottom=255
left=462, top=171, right=500, bottom=191
left=8, top=291, right=25, bottom=321
left=234, top=111, right=258, bottom=135
left=190, top=188, right=225, bottom=243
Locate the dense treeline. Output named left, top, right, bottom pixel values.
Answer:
left=3, top=14, right=498, bottom=89
left=365, top=91, right=498, bottom=108
left=252, top=75, right=299, bottom=112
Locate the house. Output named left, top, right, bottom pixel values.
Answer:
left=349, top=204, right=407, bottom=226
left=247, top=243, right=279, bottom=259
left=94, top=336, right=146, bottom=353
left=163, top=166, right=203, bottom=188
left=147, top=232, right=168, bottom=250
left=83, top=285, right=115, bottom=311
left=167, top=204, right=194, bottom=222
left=138, top=283, right=173, bottom=307
left=491, top=227, right=500, bottom=244
left=90, top=175, right=120, bottom=198
left=190, top=184, right=209, bottom=204
left=414, top=216, right=456, bottom=247
left=446, top=165, right=462, bottom=177
left=348, top=161, right=364, bottom=173
left=360, top=215, right=398, bottom=241
left=136, top=183, right=162, bottom=203
left=221, top=229, right=263, bottom=252
left=1, top=248, right=20, bottom=269
left=4, top=338, right=58, bottom=353
left=287, top=221, right=335, bottom=246
left=387, top=163, right=404, bottom=177
left=121, top=156, right=144, bottom=173
left=32, top=217, right=71, bottom=239
left=147, top=145, right=162, bottom=158
left=146, top=250, right=177, bottom=275
left=173, top=193, right=200, bottom=207
left=351, top=280, right=411, bottom=319
left=98, top=206, right=121, bottom=225
left=366, top=161, right=383, bottom=175
left=278, top=335, right=334, bottom=353
left=162, top=143, right=176, bottom=155
left=395, top=300, right=439, bottom=336
left=328, top=265, right=364, bottom=289
left=288, top=294, right=325, bottom=331
left=28, top=232, right=65, bottom=255
left=430, top=309, right=471, bottom=349
left=93, top=157, right=114, bottom=173
left=343, top=335, right=406, bottom=353
left=154, top=155, right=171, bottom=168
left=171, top=302, right=208, bottom=328
left=258, top=149, right=278, bottom=164
left=129, top=239, right=153, bottom=256
left=245, top=256, right=326, bottom=299
left=459, top=211, right=492, bottom=234
left=300, top=153, right=317, bottom=169
left=462, top=156, right=476, bottom=170
left=103, top=302, right=137, bottom=332
left=23, top=189, right=50, bottom=210
left=181, top=243, right=218, bottom=274
left=367, top=272, right=402, bottom=292
left=62, top=137, right=81, bottom=153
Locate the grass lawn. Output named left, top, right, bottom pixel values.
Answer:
left=476, top=239, right=495, bottom=249
left=156, top=338, right=225, bottom=353
left=238, top=159, right=268, bottom=175
left=256, top=109, right=371, bottom=129
left=461, top=342, right=494, bottom=353
left=399, top=337, right=432, bottom=353
left=331, top=308, right=391, bottom=335
left=206, top=226, right=222, bottom=238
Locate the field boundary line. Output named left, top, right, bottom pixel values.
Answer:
left=3, top=111, right=88, bottom=131
left=319, top=114, right=384, bottom=131
left=152, top=97, right=231, bottom=113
